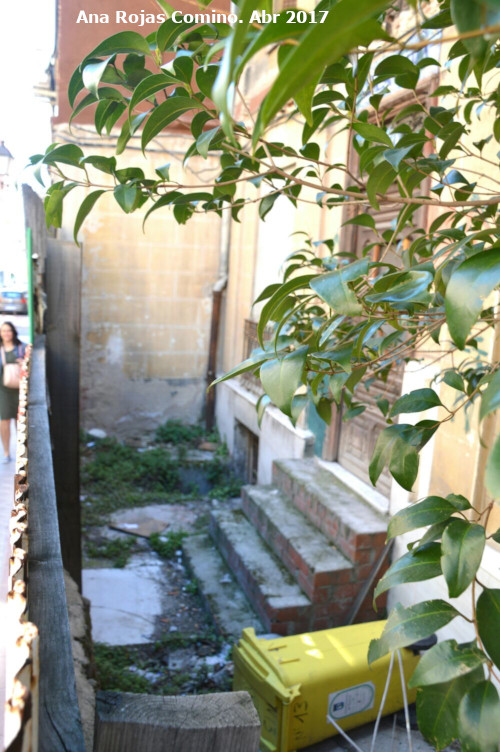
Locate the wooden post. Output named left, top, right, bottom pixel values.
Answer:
left=93, top=691, right=261, bottom=752
left=45, top=240, right=82, bottom=587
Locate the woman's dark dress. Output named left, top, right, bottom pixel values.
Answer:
left=0, top=346, right=22, bottom=420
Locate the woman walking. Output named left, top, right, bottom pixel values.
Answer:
left=0, top=322, right=25, bottom=463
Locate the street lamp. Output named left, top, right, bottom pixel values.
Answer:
left=0, top=141, right=14, bottom=189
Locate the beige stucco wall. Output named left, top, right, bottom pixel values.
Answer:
left=53, top=123, right=222, bottom=439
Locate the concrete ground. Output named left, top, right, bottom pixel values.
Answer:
left=0, top=314, right=29, bottom=748
left=303, top=714, right=449, bottom=751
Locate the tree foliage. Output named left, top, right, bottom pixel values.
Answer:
left=33, top=0, right=500, bottom=748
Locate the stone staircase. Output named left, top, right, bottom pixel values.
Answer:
left=209, top=459, right=389, bottom=636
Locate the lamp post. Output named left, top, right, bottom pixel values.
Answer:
left=0, top=141, right=14, bottom=189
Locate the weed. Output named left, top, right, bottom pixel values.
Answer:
left=94, top=644, right=153, bottom=693
left=208, top=473, right=242, bottom=500
left=185, top=579, right=199, bottom=595
left=149, top=530, right=187, bottom=559
left=155, top=420, right=220, bottom=446
left=86, top=538, right=136, bottom=568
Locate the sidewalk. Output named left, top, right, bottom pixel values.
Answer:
left=0, top=434, right=17, bottom=750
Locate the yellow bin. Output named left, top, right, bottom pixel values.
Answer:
left=233, top=622, right=420, bottom=752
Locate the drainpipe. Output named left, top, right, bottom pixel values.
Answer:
left=205, top=212, right=231, bottom=431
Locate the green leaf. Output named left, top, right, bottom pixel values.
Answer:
left=234, top=11, right=310, bottom=82
left=446, top=493, right=472, bottom=512
left=458, top=681, right=500, bottom=752
left=256, top=393, right=271, bottom=428
left=479, top=368, right=500, bottom=422
left=366, top=270, right=433, bottom=305
left=210, top=351, right=274, bottom=387
left=417, top=667, right=485, bottom=750
left=82, top=56, right=115, bottom=97
left=342, top=213, right=376, bottom=230
left=353, top=122, right=393, bottom=147
left=373, top=543, right=443, bottom=601
left=368, top=600, right=460, bottom=664
left=113, top=184, right=140, bottom=214
left=260, top=347, right=308, bottom=418
left=366, top=160, right=396, bottom=210
left=388, top=496, right=456, bottom=539
left=128, top=73, right=178, bottom=116
left=155, top=163, right=170, bottom=181
left=369, top=424, right=423, bottom=491
left=441, top=519, right=485, bottom=598
left=383, top=144, right=416, bottom=169
left=485, top=434, right=500, bottom=497
left=443, top=370, right=465, bottom=392
left=68, top=66, right=84, bottom=108
left=390, top=388, right=442, bottom=417
left=82, top=32, right=151, bottom=64
left=445, top=248, right=500, bottom=349
left=73, top=190, right=106, bottom=243
left=257, top=275, right=316, bottom=347
left=252, top=0, right=389, bottom=145
left=43, top=144, right=85, bottom=167
left=409, top=640, right=487, bottom=688
left=212, top=0, right=261, bottom=141
left=310, top=258, right=369, bottom=316
left=196, top=127, right=220, bottom=159
left=80, top=155, right=116, bottom=174
left=195, top=64, right=219, bottom=99
left=476, top=589, right=500, bottom=670
left=142, top=96, right=204, bottom=150
left=69, top=92, right=98, bottom=127
left=157, top=18, right=195, bottom=52
left=451, top=0, right=488, bottom=59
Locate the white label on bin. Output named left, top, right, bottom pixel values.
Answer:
left=327, top=682, right=375, bottom=720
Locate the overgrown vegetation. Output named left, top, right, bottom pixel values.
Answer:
left=86, top=537, right=136, bottom=568
left=93, top=630, right=231, bottom=696
left=149, top=530, right=188, bottom=558
left=39, top=0, right=500, bottom=747
left=155, top=419, right=219, bottom=446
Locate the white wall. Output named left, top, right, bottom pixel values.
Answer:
left=216, top=380, right=314, bottom=484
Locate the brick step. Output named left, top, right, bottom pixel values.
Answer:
left=209, top=508, right=312, bottom=635
left=241, top=485, right=354, bottom=603
left=273, top=459, right=387, bottom=565
left=183, top=533, right=262, bottom=639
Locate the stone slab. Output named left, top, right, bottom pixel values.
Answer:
left=109, top=503, right=198, bottom=532
left=82, top=554, right=166, bottom=645
left=183, top=533, right=262, bottom=639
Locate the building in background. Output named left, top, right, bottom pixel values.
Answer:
left=52, top=0, right=229, bottom=438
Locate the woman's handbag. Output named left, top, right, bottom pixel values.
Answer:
left=1, top=346, right=21, bottom=389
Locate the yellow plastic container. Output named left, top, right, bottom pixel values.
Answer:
left=233, top=622, right=420, bottom=752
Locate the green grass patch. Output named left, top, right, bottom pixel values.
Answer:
left=155, top=420, right=219, bottom=446
left=86, top=538, right=136, bottom=568
left=149, top=530, right=188, bottom=559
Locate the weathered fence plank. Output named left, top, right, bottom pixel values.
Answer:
left=27, top=338, right=86, bottom=752
left=94, top=690, right=261, bottom=752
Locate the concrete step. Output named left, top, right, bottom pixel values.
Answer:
left=210, top=508, right=312, bottom=635
left=183, top=533, right=262, bottom=640
left=241, top=485, right=354, bottom=603
left=273, top=459, right=387, bottom=566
